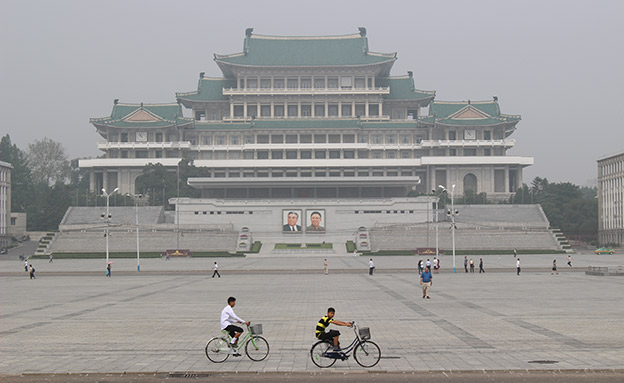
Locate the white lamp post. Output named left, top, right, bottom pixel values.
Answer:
left=101, top=187, right=119, bottom=267
left=432, top=185, right=447, bottom=258
left=134, top=194, right=142, bottom=272
left=444, top=184, right=459, bottom=273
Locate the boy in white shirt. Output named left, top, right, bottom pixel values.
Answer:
left=221, top=297, right=249, bottom=350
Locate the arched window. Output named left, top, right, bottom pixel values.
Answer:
left=463, top=173, right=478, bottom=194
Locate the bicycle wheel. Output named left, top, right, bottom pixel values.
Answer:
left=205, top=337, right=230, bottom=363
left=310, top=341, right=336, bottom=368
left=354, top=340, right=381, bottom=368
left=245, top=336, right=269, bottom=361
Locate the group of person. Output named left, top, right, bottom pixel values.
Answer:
left=24, top=259, right=35, bottom=279
left=463, top=256, right=486, bottom=273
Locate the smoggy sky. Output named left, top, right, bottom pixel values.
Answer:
left=1, top=0, right=622, bottom=186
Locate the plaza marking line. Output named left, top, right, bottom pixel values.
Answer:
left=362, top=275, right=494, bottom=350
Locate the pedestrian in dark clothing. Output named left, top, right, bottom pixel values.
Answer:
left=420, top=267, right=433, bottom=299
left=479, top=258, right=485, bottom=273
left=516, top=258, right=521, bottom=275
left=464, top=256, right=468, bottom=273
left=29, top=264, right=36, bottom=279
left=567, top=255, right=572, bottom=267
left=212, top=262, right=221, bottom=278
left=106, top=263, right=111, bottom=277
left=551, top=259, right=559, bottom=275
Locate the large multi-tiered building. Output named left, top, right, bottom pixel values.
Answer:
left=80, top=28, right=532, bottom=202
left=598, top=150, right=624, bottom=246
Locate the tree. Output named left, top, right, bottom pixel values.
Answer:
left=0, top=134, right=34, bottom=212
left=26, top=137, right=71, bottom=186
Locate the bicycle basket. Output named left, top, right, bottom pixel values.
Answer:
left=359, top=327, right=371, bottom=340
left=250, top=324, right=263, bottom=335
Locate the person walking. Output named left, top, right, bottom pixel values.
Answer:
left=49, top=254, right=53, bottom=263
left=368, top=258, right=375, bottom=275
left=513, top=248, right=517, bottom=258
left=469, top=258, right=475, bottom=273
left=425, top=259, right=431, bottom=271
left=420, top=267, right=433, bottom=299
left=551, top=259, right=559, bottom=275
left=212, top=262, right=221, bottom=278
left=24, top=259, right=29, bottom=272
left=479, top=258, right=485, bottom=273
left=464, top=256, right=468, bottom=273
left=106, top=262, right=111, bottom=277
left=516, top=258, right=521, bottom=275
left=567, top=255, right=572, bottom=267
left=29, top=264, right=36, bottom=279
left=323, top=259, right=328, bottom=275
left=418, top=259, right=423, bottom=275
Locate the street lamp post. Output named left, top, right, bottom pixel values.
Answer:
left=101, top=187, right=119, bottom=267
left=432, top=185, right=447, bottom=258
left=134, top=194, right=142, bottom=272
left=444, top=184, right=459, bottom=273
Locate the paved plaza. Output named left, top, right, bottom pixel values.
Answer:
left=1, top=251, right=623, bottom=376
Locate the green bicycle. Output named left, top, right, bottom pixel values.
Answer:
left=205, top=323, right=269, bottom=363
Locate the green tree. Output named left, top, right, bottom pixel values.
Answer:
left=0, top=135, right=34, bottom=212
left=26, top=137, right=71, bottom=186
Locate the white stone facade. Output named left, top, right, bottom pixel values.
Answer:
left=598, top=151, right=624, bottom=246
left=0, top=160, right=11, bottom=248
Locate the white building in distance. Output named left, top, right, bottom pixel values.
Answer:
left=598, top=150, right=624, bottom=246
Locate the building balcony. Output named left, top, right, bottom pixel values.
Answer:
left=96, top=141, right=192, bottom=150
left=222, top=86, right=390, bottom=96
left=221, top=115, right=391, bottom=122
left=420, top=139, right=515, bottom=148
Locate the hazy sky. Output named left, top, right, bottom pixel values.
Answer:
left=1, top=0, right=622, bottom=186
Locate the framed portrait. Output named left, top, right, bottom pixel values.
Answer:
left=282, top=210, right=303, bottom=233
left=305, top=210, right=326, bottom=232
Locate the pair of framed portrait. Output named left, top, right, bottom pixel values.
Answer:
left=282, top=209, right=326, bottom=233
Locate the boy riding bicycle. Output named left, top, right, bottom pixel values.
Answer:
left=221, top=297, right=249, bottom=355
left=315, top=307, right=352, bottom=351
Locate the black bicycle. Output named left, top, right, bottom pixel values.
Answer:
left=310, top=321, right=381, bottom=368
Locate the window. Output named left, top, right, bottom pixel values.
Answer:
left=354, top=77, right=365, bottom=88
left=449, top=148, right=457, bottom=156
left=314, top=134, right=326, bottom=143
left=120, top=133, right=128, bottom=142
left=286, top=151, right=297, bottom=159
left=386, top=151, right=396, bottom=159
left=464, top=148, right=477, bottom=156
left=195, top=111, right=206, bottom=121
left=216, top=152, right=227, bottom=159
left=155, top=133, right=163, bottom=142
left=400, top=135, right=411, bottom=144
left=328, top=134, right=340, bottom=143
left=358, top=134, right=368, bottom=143
left=327, top=77, right=338, bottom=88
left=301, top=78, right=311, bottom=88
left=135, top=150, right=148, bottom=158
left=233, top=105, right=244, bottom=117
left=400, top=151, right=411, bottom=159
left=257, top=135, right=269, bottom=144
left=329, top=151, right=340, bottom=159
left=286, top=135, right=298, bottom=143
left=343, top=134, right=355, bottom=143
left=260, top=79, right=271, bottom=89
left=210, top=112, right=217, bottom=120
left=216, top=136, right=226, bottom=145
left=121, top=150, right=128, bottom=158
left=355, top=104, right=365, bottom=117
left=358, top=170, right=369, bottom=176
left=372, top=135, right=382, bottom=145
left=243, top=152, right=254, bottom=159
left=246, top=78, right=257, bottom=89
left=229, top=152, right=240, bottom=159
left=484, top=130, right=491, bottom=140
left=301, top=169, right=312, bottom=177
left=202, top=136, right=212, bottom=145
left=394, top=111, right=403, bottom=119
left=314, top=104, right=325, bottom=117
left=448, top=131, right=456, bottom=140
left=257, top=151, right=269, bottom=159
left=340, top=76, right=352, bottom=88
left=358, top=150, right=369, bottom=158
left=272, top=151, right=283, bottom=159
left=301, top=104, right=311, bottom=117
left=274, top=105, right=284, bottom=117
left=328, top=104, right=339, bottom=116
left=300, top=134, right=312, bottom=143
left=260, top=105, right=271, bottom=117
left=274, top=78, right=284, bottom=89
left=301, top=151, right=312, bottom=159
left=287, top=78, right=298, bottom=89
left=155, top=151, right=162, bottom=158
left=369, top=104, right=379, bottom=116
left=231, top=136, right=239, bottom=145
left=386, top=135, right=396, bottom=144
left=315, top=170, right=326, bottom=177
left=287, top=105, right=298, bottom=117
left=271, top=135, right=283, bottom=144
left=314, top=77, right=325, bottom=88
left=342, top=104, right=352, bottom=117
left=244, top=135, right=254, bottom=144
left=315, top=151, right=326, bottom=159
left=372, top=151, right=382, bottom=159
left=344, top=151, right=355, bottom=158
left=483, top=148, right=491, bottom=156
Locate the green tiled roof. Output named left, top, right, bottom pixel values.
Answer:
left=214, top=33, right=396, bottom=68
left=377, top=76, right=435, bottom=101
left=421, top=100, right=520, bottom=128
left=91, top=102, right=193, bottom=129
left=176, top=77, right=235, bottom=102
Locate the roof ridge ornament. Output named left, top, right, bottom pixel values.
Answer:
left=358, top=27, right=367, bottom=37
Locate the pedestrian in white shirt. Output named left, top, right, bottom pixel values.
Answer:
left=369, top=259, right=375, bottom=275
left=221, top=297, right=249, bottom=350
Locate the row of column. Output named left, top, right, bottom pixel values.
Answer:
left=229, top=100, right=383, bottom=118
